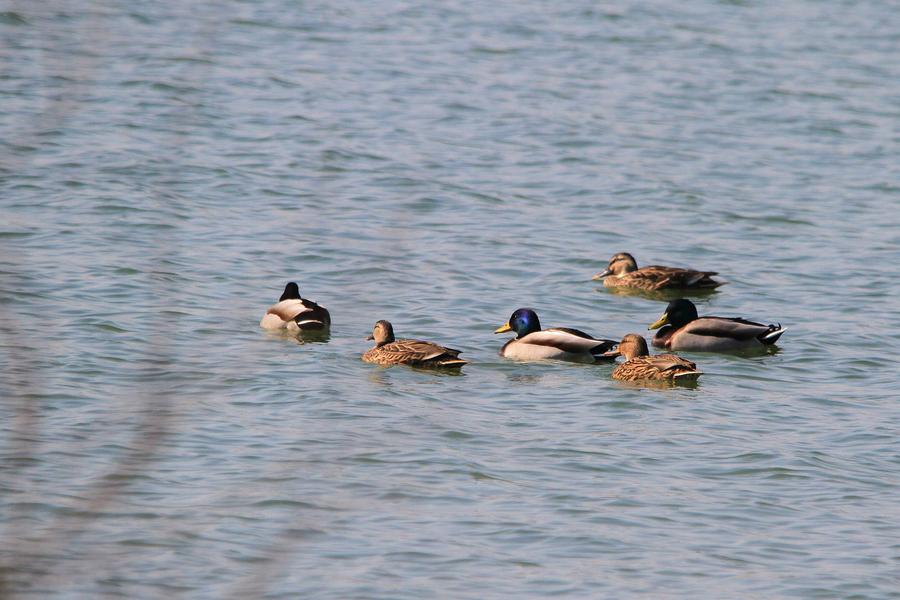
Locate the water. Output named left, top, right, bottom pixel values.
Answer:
left=2, top=1, right=899, bottom=597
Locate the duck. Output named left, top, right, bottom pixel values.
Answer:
left=362, top=320, right=467, bottom=368
left=648, top=298, right=785, bottom=352
left=592, top=252, right=722, bottom=291
left=494, top=308, right=617, bottom=363
left=604, top=334, right=702, bottom=381
left=259, top=282, right=331, bottom=331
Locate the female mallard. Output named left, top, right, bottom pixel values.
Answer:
left=260, top=282, right=331, bottom=331
left=362, top=320, right=467, bottom=368
left=494, top=308, right=617, bottom=363
left=604, top=334, right=701, bottom=381
left=592, top=252, right=722, bottom=291
left=648, top=298, right=785, bottom=352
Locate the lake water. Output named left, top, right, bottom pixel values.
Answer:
left=2, top=1, right=899, bottom=598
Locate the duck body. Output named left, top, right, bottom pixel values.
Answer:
left=649, top=299, right=785, bottom=353
left=260, top=282, right=331, bottom=331
left=606, top=334, right=701, bottom=381
left=495, top=308, right=617, bottom=363
left=363, top=320, right=466, bottom=368
left=594, top=252, right=722, bottom=291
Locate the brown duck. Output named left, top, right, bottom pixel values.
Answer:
left=592, top=252, right=722, bottom=291
left=362, top=320, right=467, bottom=368
left=604, top=334, right=702, bottom=381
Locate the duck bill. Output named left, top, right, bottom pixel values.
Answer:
left=494, top=322, right=512, bottom=334
left=648, top=313, right=669, bottom=330
left=601, top=348, right=621, bottom=358
left=592, top=268, right=613, bottom=281
left=365, top=334, right=374, bottom=340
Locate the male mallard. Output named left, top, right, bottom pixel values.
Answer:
left=604, top=334, right=702, bottom=381
left=260, top=282, right=331, bottom=331
left=648, top=298, right=785, bottom=352
left=494, top=308, right=617, bottom=363
left=592, top=252, right=722, bottom=291
left=362, top=320, right=467, bottom=368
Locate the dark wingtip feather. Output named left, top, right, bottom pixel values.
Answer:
left=433, top=358, right=468, bottom=368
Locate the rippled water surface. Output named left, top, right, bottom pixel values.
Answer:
left=2, top=1, right=899, bottom=598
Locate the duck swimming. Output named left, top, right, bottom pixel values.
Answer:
left=604, top=334, right=701, bottom=381
left=494, top=308, right=617, bottom=363
left=593, top=252, right=722, bottom=291
left=259, top=282, right=331, bottom=331
left=648, top=298, right=785, bottom=352
left=362, top=320, right=467, bottom=368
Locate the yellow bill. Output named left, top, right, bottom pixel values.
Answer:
left=648, top=313, right=669, bottom=330
left=494, top=322, right=512, bottom=334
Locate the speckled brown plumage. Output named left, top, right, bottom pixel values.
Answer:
left=362, top=320, right=467, bottom=368
left=593, top=252, right=722, bottom=291
left=606, top=334, right=702, bottom=382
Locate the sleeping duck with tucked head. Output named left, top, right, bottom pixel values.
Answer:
left=362, top=320, right=467, bottom=368
left=260, top=282, right=331, bottom=331
left=604, top=334, right=702, bottom=381
left=648, top=298, right=785, bottom=353
left=494, top=308, right=617, bottom=363
left=593, top=252, right=722, bottom=291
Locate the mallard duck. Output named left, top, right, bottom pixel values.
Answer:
left=494, top=308, right=617, bottom=363
left=260, top=282, right=331, bottom=331
left=648, top=298, right=785, bottom=352
left=604, top=334, right=701, bottom=381
left=362, top=320, right=467, bottom=368
left=592, top=252, right=722, bottom=291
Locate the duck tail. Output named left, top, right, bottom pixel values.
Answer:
left=759, top=325, right=786, bottom=345
left=688, top=272, right=724, bottom=288
left=591, top=340, right=619, bottom=362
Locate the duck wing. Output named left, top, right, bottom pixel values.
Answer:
left=380, top=339, right=463, bottom=364
left=266, top=299, right=314, bottom=322
left=645, top=354, right=698, bottom=372
left=525, top=328, right=617, bottom=355
left=684, top=316, right=784, bottom=342
left=294, top=299, right=331, bottom=327
left=634, top=265, right=721, bottom=290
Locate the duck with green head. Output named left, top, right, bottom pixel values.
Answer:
left=593, top=252, right=722, bottom=291
left=494, top=308, right=617, bottom=363
left=648, top=298, right=785, bottom=353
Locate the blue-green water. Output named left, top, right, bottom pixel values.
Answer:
left=2, top=1, right=899, bottom=598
